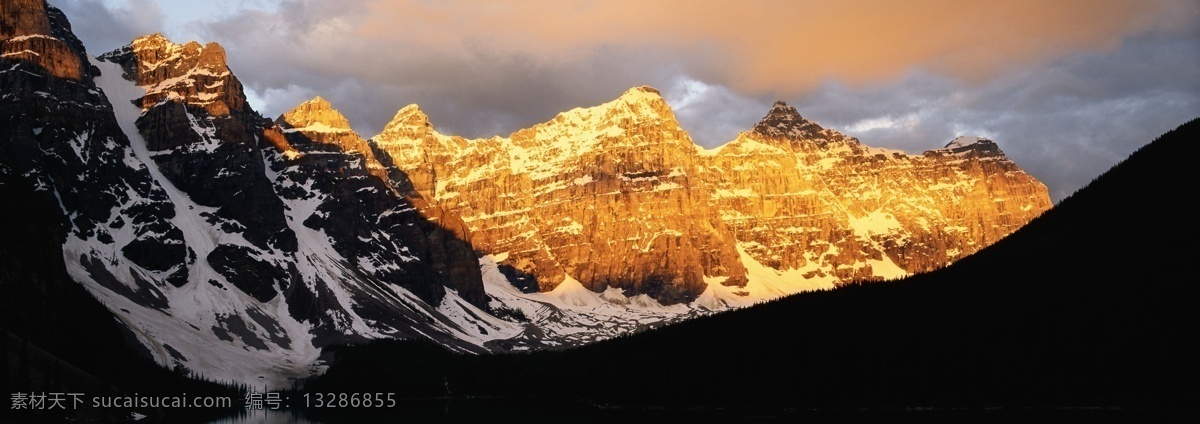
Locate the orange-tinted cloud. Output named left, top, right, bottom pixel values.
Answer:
left=355, top=0, right=1193, bottom=94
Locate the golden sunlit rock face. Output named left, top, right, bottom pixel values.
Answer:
left=116, top=34, right=246, bottom=118
left=276, top=97, right=390, bottom=182
left=0, top=0, right=84, bottom=81
left=371, top=88, right=1052, bottom=304
left=701, top=102, right=1052, bottom=282
left=374, top=87, right=748, bottom=304
left=274, top=97, right=488, bottom=306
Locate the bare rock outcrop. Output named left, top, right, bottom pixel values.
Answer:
left=377, top=95, right=1051, bottom=303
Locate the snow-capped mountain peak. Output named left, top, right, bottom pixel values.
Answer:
left=536, top=85, right=676, bottom=130
left=619, top=85, right=664, bottom=103
left=130, top=32, right=169, bottom=49
left=614, top=85, right=669, bottom=114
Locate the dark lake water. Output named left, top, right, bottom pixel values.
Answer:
left=203, top=399, right=1192, bottom=423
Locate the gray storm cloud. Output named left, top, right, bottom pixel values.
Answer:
left=49, top=0, right=1200, bottom=201
left=50, top=0, right=164, bottom=53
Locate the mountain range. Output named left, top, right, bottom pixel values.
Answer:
left=306, top=117, right=1200, bottom=421
left=2, top=0, right=1051, bottom=388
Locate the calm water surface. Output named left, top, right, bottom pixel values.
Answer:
left=203, top=400, right=1193, bottom=423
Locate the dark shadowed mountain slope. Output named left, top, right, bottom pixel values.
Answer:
left=3, top=0, right=498, bottom=391
left=0, top=175, right=238, bottom=424
left=308, top=118, right=1200, bottom=412
left=1, top=1, right=238, bottom=422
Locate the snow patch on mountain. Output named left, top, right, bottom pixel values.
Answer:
left=81, top=53, right=516, bottom=387
left=849, top=211, right=905, bottom=237
left=547, top=275, right=607, bottom=307
left=434, top=289, right=524, bottom=345
left=946, top=136, right=984, bottom=149
left=479, top=255, right=700, bottom=348
left=83, top=56, right=322, bottom=388
left=282, top=121, right=351, bottom=134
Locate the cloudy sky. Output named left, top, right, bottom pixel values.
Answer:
left=50, top=0, right=1199, bottom=200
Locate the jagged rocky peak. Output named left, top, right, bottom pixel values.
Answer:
left=932, top=135, right=1007, bottom=159
left=944, top=135, right=1000, bottom=152
left=376, top=83, right=749, bottom=305
left=946, top=135, right=988, bottom=148
left=383, top=103, right=434, bottom=133
left=279, top=96, right=352, bottom=131
left=621, top=85, right=663, bottom=101
left=374, top=103, right=443, bottom=154
left=526, top=84, right=682, bottom=144
left=609, top=85, right=672, bottom=117
left=124, top=33, right=229, bottom=80
left=371, top=103, right=445, bottom=179
left=99, top=32, right=251, bottom=121
left=1, top=0, right=87, bottom=80
left=538, top=85, right=674, bottom=129
left=275, top=96, right=394, bottom=182
left=751, top=101, right=830, bottom=141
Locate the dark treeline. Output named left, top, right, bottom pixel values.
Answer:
left=304, top=119, right=1200, bottom=416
